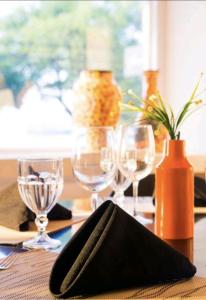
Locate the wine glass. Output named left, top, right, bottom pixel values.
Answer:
left=17, top=158, right=63, bottom=250
left=71, top=126, right=116, bottom=210
left=118, top=124, right=155, bottom=223
left=110, top=169, right=131, bottom=205
left=110, top=125, right=131, bottom=206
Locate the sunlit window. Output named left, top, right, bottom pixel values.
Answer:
left=0, top=0, right=145, bottom=154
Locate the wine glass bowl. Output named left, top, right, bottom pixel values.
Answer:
left=17, top=158, right=63, bottom=250
left=120, top=148, right=154, bottom=181
left=72, top=126, right=116, bottom=210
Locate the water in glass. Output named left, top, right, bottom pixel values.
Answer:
left=18, top=173, right=63, bottom=214
left=17, top=158, right=63, bottom=250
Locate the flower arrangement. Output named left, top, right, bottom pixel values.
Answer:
left=120, top=75, right=205, bottom=140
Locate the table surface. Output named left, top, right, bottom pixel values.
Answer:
left=1, top=198, right=206, bottom=299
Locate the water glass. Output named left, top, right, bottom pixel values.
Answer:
left=17, top=158, right=63, bottom=250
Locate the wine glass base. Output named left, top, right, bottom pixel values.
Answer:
left=23, top=233, right=61, bottom=250
left=135, top=215, right=153, bottom=225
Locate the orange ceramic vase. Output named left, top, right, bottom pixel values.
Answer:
left=155, top=140, right=194, bottom=240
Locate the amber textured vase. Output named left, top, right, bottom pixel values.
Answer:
left=142, top=70, right=168, bottom=153
left=155, top=140, right=194, bottom=240
left=72, top=70, right=121, bottom=127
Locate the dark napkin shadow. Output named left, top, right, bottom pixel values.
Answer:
left=118, top=175, right=206, bottom=207
left=20, top=203, right=72, bottom=231
left=49, top=200, right=196, bottom=299
left=27, top=203, right=72, bottom=221
left=0, top=183, right=72, bottom=231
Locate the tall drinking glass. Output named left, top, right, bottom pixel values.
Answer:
left=17, top=158, right=63, bottom=249
left=118, top=124, right=155, bottom=223
left=72, top=126, right=116, bottom=210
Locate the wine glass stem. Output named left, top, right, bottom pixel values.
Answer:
left=35, top=213, right=48, bottom=236
left=114, top=191, right=124, bottom=205
left=133, top=180, right=139, bottom=216
left=91, top=192, right=98, bottom=211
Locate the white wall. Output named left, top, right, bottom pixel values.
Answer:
left=158, top=1, right=206, bottom=154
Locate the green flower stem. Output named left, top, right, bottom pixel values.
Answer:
left=120, top=75, right=205, bottom=141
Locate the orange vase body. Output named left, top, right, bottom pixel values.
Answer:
left=155, top=140, right=194, bottom=240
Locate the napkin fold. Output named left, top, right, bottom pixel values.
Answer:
left=0, top=183, right=27, bottom=231
left=26, top=203, right=72, bottom=222
left=49, top=200, right=196, bottom=299
left=0, top=183, right=72, bottom=231
left=194, top=176, right=206, bottom=207
left=124, top=174, right=155, bottom=197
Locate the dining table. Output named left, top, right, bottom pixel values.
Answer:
left=1, top=197, right=206, bottom=299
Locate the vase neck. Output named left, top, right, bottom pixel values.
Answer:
left=166, top=140, right=185, bottom=158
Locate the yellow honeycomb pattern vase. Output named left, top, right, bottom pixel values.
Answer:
left=72, top=70, right=121, bottom=127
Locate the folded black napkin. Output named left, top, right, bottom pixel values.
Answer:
left=49, top=200, right=196, bottom=299
left=194, top=176, right=206, bottom=207
left=123, top=175, right=206, bottom=207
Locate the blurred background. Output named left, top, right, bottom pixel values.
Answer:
left=0, top=1, right=143, bottom=155
left=0, top=0, right=206, bottom=156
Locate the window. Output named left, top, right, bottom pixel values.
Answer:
left=0, top=0, right=145, bottom=155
